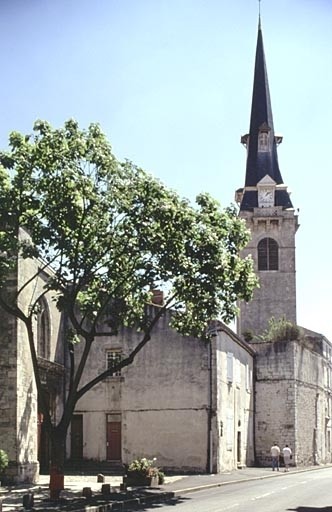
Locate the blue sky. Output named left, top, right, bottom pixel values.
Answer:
left=0, top=0, right=331, bottom=339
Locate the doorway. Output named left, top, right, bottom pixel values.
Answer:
left=237, top=431, right=241, bottom=464
left=71, top=414, right=83, bottom=461
left=106, top=416, right=121, bottom=461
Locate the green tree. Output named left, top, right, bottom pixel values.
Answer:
left=0, top=119, right=257, bottom=489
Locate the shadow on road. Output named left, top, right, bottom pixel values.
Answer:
left=288, top=507, right=332, bottom=512
left=1, top=483, right=191, bottom=511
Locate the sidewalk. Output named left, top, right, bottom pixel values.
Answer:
left=1, top=465, right=330, bottom=511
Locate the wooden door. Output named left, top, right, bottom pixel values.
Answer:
left=237, top=431, right=241, bottom=463
left=71, top=415, right=83, bottom=460
left=107, top=421, right=121, bottom=461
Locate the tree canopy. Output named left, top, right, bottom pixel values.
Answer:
left=0, top=119, right=257, bottom=454
left=0, top=119, right=257, bottom=338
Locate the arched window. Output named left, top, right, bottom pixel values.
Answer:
left=258, top=238, right=279, bottom=271
left=37, top=299, right=50, bottom=359
left=258, top=131, right=269, bottom=152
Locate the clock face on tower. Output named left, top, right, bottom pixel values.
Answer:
left=258, top=188, right=274, bottom=207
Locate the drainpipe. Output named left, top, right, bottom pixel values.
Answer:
left=253, top=353, right=257, bottom=465
left=207, top=329, right=218, bottom=474
left=314, top=393, right=319, bottom=464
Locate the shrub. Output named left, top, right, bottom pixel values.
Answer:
left=158, top=470, right=165, bottom=484
left=127, top=457, right=159, bottom=478
left=0, top=449, right=8, bottom=472
left=259, top=317, right=300, bottom=343
left=242, top=330, right=254, bottom=342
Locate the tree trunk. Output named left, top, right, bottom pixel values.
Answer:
left=49, top=429, right=66, bottom=500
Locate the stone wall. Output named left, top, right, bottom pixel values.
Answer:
left=0, top=238, right=63, bottom=483
left=238, top=207, right=298, bottom=337
left=0, top=302, right=19, bottom=472
left=252, top=338, right=332, bottom=467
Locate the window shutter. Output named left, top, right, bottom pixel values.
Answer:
left=227, top=352, right=233, bottom=383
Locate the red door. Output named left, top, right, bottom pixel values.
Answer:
left=107, top=421, right=121, bottom=461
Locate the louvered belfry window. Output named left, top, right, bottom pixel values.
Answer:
left=258, top=238, right=279, bottom=271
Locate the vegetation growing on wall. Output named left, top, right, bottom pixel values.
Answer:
left=258, top=317, right=300, bottom=343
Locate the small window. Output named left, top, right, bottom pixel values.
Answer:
left=227, top=352, right=233, bottom=383
left=258, top=132, right=269, bottom=152
left=246, top=364, right=252, bottom=392
left=258, top=238, right=279, bottom=271
left=327, top=367, right=330, bottom=389
left=106, top=350, right=122, bottom=377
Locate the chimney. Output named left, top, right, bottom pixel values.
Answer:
left=151, top=289, right=164, bottom=306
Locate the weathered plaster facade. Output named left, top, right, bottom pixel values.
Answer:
left=213, top=324, right=255, bottom=471
left=71, top=310, right=255, bottom=473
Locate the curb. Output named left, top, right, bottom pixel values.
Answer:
left=170, top=464, right=332, bottom=496
left=82, top=466, right=332, bottom=510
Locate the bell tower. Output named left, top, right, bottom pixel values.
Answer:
left=236, top=18, right=299, bottom=338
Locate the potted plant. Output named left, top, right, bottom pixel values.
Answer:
left=0, top=449, right=9, bottom=486
left=124, top=457, right=160, bottom=487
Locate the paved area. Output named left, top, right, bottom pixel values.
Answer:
left=0, top=465, right=331, bottom=511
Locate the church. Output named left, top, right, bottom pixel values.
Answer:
left=0, top=17, right=331, bottom=483
left=236, top=18, right=332, bottom=468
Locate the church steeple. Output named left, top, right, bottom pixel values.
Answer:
left=238, top=20, right=293, bottom=211
left=236, top=18, right=299, bottom=339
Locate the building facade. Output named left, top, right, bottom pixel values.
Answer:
left=0, top=229, right=64, bottom=483
left=252, top=333, right=332, bottom=467
left=236, top=19, right=332, bottom=467
left=0, top=266, right=255, bottom=483
left=70, top=310, right=255, bottom=474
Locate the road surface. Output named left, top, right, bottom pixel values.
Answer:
left=154, top=468, right=332, bottom=512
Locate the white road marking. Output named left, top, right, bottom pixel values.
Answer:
left=252, top=492, right=274, bottom=500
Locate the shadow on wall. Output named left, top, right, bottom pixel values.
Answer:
left=19, top=381, right=34, bottom=461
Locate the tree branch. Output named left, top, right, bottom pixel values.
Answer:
left=75, top=296, right=174, bottom=401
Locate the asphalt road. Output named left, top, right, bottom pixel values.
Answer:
left=152, top=468, right=332, bottom=512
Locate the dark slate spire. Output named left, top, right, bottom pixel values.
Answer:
left=239, top=20, right=293, bottom=211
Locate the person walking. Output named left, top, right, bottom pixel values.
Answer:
left=282, top=444, right=292, bottom=471
left=270, top=443, right=280, bottom=471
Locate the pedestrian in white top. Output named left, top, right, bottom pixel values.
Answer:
left=270, top=443, right=280, bottom=471
left=282, top=444, right=292, bottom=471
